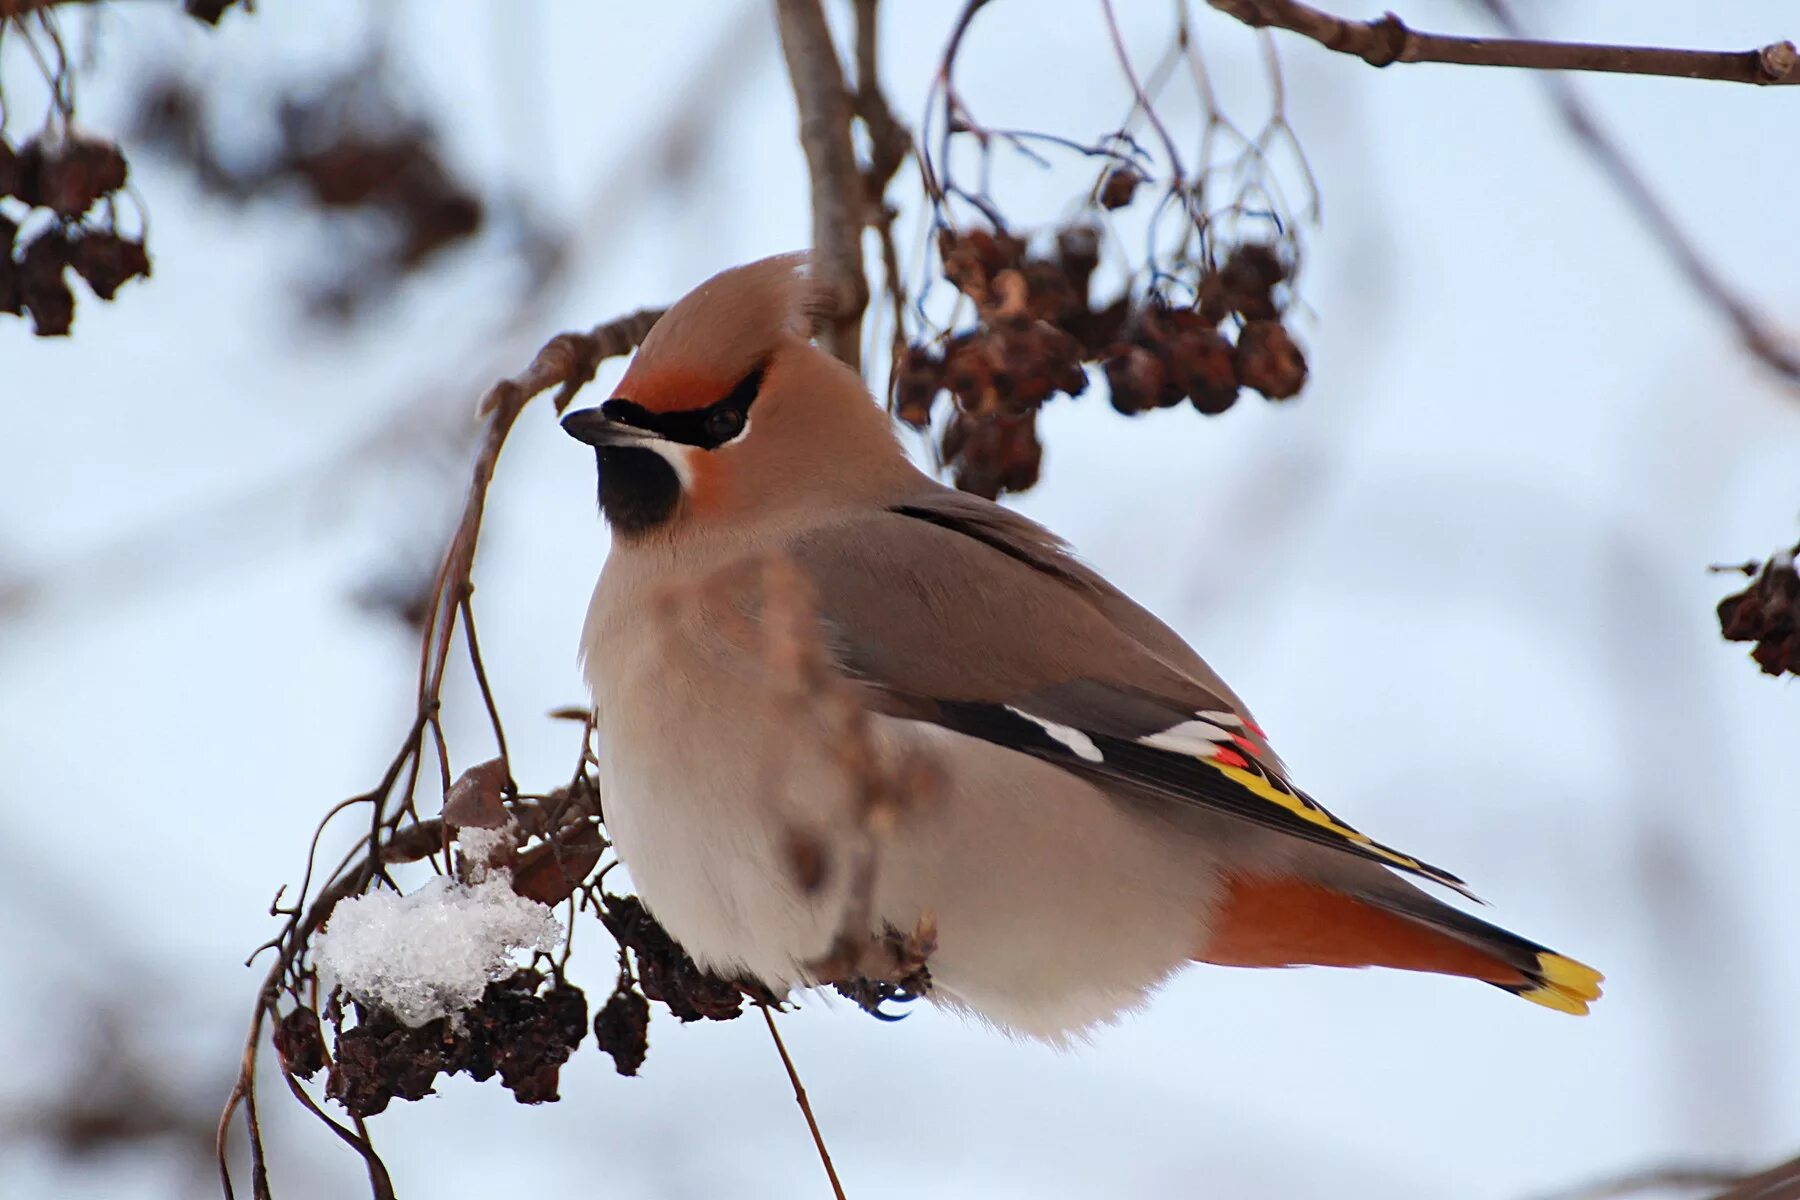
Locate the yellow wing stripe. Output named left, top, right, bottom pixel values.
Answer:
left=1209, top=760, right=1479, bottom=900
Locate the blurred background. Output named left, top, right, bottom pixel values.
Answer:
left=2, top=1, right=1798, bottom=1197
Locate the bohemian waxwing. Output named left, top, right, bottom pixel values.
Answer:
left=564, top=253, right=1602, bottom=1039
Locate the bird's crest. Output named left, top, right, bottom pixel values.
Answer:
left=615, top=252, right=832, bottom=413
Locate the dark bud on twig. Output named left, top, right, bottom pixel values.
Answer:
left=273, top=1007, right=327, bottom=1079
left=1098, top=166, right=1143, bottom=210
left=593, top=983, right=650, bottom=1077
left=1716, top=547, right=1800, bottom=678
left=1236, top=320, right=1308, bottom=400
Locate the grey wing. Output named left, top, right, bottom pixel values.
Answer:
left=784, top=488, right=1474, bottom=896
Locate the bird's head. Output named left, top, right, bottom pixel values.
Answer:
left=562, top=253, right=912, bottom=539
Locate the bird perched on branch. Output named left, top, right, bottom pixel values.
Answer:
left=564, top=253, right=1601, bottom=1040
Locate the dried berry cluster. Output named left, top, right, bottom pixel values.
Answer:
left=1, top=134, right=150, bottom=335
left=287, top=970, right=587, bottom=1118
left=587, top=893, right=778, bottom=1077
left=1717, top=545, right=1800, bottom=678
left=133, top=68, right=483, bottom=319
left=900, top=227, right=1308, bottom=499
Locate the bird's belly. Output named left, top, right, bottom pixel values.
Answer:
left=591, top=669, right=854, bottom=988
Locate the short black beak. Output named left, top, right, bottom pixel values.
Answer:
left=561, top=407, right=667, bottom=449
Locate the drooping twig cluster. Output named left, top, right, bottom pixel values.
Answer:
left=0, top=131, right=149, bottom=334
left=0, top=4, right=154, bottom=335
left=902, top=0, right=1318, bottom=498
left=898, top=224, right=1307, bottom=499
left=131, top=58, right=487, bottom=321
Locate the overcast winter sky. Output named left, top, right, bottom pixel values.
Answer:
left=3, top=2, right=1798, bottom=1197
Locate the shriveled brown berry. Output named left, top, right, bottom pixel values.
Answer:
left=937, top=227, right=1025, bottom=305
left=1101, top=344, right=1167, bottom=416
left=943, top=330, right=1002, bottom=416
left=68, top=231, right=151, bottom=301
left=34, top=136, right=129, bottom=217
left=1098, top=166, right=1142, bottom=210
left=273, top=1007, right=328, bottom=1079
left=593, top=984, right=650, bottom=1077
left=19, top=229, right=75, bottom=337
left=0, top=139, right=21, bottom=202
left=600, top=894, right=752, bottom=1023
left=895, top=346, right=944, bottom=427
left=1158, top=316, right=1239, bottom=415
left=1218, top=243, right=1286, bottom=320
left=1717, top=550, right=1800, bottom=678
left=1055, top=224, right=1100, bottom=301
left=944, top=412, right=1041, bottom=499
left=1236, top=319, right=1308, bottom=400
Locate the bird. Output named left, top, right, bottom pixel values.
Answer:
left=563, top=252, right=1602, bottom=1041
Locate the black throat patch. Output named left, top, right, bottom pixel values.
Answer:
left=596, top=446, right=680, bottom=535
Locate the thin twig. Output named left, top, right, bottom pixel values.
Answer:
left=776, top=0, right=870, bottom=371
left=1208, top=0, right=1799, bottom=85
left=1475, top=0, right=1800, bottom=390
left=760, top=1003, right=847, bottom=1200
left=1529, top=1162, right=1748, bottom=1200
left=1708, top=1150, right=1800, bottom=1200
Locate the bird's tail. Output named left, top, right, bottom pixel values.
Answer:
left=1197, top=875, right=1604, bottom=1014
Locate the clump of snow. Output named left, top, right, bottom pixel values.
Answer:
left=454, top=825, right=514, bottom=881
left=317, top=875, right=561, bottom=1027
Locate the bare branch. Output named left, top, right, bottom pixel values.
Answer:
left=775, top=0, right=871, bottom=370
left=1207, top=0, right=1799, bottom=86
left=760, top=1005, right=848, bottom=1200
left=1477, top=0, right=1800, bottom=390
left=1709, top=1150, right=1800, bottom=1200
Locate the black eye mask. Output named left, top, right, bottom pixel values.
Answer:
left=602, top=365, right=764, bottom=451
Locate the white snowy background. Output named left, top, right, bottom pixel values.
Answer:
left=2, top=1, right=1798, bottom=1197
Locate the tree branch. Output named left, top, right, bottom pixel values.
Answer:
left=775, top=0, right=871, bottom=371
left=1478, top=0, right=1800, bottom=390
left=1207, top=0, right=1799, bottom=86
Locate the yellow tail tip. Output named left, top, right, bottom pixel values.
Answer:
left=1518, top=952, right=1605, bottom=1015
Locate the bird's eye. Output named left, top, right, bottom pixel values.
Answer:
left=705, top=408, right=746, bottom=442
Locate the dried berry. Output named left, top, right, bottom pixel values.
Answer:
left=894, top=346, right=944, bottom=428
left=1055, top=224, right=1100, bottom=298
left=327, top=1008, right=455, bottom=1116
left=600, top=894, right=756, bottom=1023
left=1218, top=243, right=1286, bottom=320
left=1098, top=166, right=1143, bottom=210
left=1717, top=550, right=1800, bottom=678
left=593, top=984, right=650, bottom=1077
left=1236, top=319, right=1308, bottom=400
left=1101, top=344, right=1170, bottom=415
left=273, top=1007, right=328, bottom=1079
left=19, top=229, right=75, bottom=337
left=32, top=135, right=129, bottom=217
left=938, top=227, right=1025, bottom=306
left=68, top=231, right=150, bottom=301
left=943, top=412, right=1041, bottom=500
